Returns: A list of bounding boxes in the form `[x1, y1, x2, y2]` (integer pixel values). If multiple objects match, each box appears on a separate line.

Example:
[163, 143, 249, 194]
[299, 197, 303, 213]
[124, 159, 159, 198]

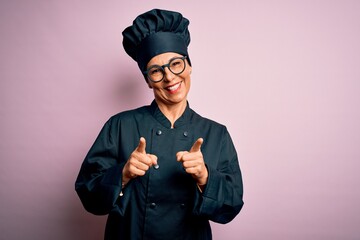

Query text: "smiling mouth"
[165, 82, 182, 93]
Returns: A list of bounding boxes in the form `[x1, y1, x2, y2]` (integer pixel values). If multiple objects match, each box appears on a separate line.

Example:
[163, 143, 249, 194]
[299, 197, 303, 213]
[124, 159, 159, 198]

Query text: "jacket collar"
[150, 100, 192, 128]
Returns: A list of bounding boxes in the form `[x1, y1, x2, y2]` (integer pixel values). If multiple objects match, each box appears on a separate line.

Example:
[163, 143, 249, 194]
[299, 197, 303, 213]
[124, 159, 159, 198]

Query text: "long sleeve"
[193, 128, 244, 224]
[75, 118, 126, 215]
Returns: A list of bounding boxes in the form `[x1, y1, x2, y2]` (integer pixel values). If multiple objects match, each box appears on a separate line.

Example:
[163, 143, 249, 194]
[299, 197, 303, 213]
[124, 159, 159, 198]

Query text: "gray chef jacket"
[75, 100, 244, 240]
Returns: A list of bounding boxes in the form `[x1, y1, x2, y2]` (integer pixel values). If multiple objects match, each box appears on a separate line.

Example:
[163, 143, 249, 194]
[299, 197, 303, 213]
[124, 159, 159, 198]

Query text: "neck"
[156, 100, 187, 128]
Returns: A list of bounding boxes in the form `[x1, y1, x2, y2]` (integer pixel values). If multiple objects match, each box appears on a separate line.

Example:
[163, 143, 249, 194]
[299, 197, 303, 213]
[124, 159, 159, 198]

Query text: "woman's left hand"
[176, 138, 208, 186]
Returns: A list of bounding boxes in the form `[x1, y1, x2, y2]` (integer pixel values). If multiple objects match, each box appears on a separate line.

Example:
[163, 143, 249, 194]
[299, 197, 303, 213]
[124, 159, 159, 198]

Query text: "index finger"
[136, 137, 146, 153]
[190, 138, 203, 153]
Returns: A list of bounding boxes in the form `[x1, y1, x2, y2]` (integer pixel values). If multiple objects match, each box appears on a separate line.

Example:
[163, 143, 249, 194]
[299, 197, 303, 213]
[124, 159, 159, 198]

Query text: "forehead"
[147, 52, 183, 67]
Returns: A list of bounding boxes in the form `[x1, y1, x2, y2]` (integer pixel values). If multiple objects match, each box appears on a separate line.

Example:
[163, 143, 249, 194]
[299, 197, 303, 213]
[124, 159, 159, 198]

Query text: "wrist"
[122, 167, 131, 185]
[197, 169, 208, 185]
[197, 182, 206, 192]
[197, 177, 207, 186]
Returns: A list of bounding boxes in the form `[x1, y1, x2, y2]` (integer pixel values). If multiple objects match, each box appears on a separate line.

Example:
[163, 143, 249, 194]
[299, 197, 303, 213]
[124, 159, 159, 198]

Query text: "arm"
[75, 118, 125, 215]
[193, 129, 244, 224]
[75, 118, 157, 216]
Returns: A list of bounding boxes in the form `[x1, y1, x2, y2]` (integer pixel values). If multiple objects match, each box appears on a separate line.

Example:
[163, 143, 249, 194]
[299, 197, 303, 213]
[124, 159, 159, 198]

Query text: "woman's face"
[146, 52, 192, 108]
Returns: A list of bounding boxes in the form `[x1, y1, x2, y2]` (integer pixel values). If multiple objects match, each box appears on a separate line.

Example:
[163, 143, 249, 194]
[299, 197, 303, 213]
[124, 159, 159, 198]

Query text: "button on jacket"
[75, 101, 244, 240]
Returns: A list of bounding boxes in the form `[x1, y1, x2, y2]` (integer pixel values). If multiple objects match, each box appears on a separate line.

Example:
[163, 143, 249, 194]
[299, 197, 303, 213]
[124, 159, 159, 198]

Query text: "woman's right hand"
[122, 137, 158, 185]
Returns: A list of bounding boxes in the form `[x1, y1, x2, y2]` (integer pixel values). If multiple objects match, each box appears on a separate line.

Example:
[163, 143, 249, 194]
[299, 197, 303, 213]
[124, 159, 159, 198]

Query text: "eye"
[149, 67, 162, 75]
[170, 59, 182, 67]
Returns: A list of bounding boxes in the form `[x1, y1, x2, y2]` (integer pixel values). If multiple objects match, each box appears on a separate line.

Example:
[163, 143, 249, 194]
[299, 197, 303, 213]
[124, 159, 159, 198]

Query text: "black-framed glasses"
[143, 56, 187, 83]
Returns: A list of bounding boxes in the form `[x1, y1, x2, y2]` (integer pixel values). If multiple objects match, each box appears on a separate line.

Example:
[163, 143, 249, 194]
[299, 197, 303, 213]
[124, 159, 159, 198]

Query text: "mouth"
[165, 81, 182, 93]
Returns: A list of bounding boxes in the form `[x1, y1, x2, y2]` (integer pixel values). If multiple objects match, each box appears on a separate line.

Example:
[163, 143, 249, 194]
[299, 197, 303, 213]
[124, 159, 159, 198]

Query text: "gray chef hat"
[122, 9, 191, 73]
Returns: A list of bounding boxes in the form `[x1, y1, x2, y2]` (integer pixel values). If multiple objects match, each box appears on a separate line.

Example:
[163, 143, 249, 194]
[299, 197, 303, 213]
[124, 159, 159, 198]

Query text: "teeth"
[167, 82, 180, 91]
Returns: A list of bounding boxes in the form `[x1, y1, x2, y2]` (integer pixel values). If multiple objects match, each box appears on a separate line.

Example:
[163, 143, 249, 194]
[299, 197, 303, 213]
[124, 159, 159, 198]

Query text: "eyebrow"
[147, 55, 184, 67]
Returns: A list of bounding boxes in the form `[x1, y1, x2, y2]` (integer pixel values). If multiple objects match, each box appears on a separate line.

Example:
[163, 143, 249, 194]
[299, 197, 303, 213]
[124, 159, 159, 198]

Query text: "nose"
[163, 67, 175, 82]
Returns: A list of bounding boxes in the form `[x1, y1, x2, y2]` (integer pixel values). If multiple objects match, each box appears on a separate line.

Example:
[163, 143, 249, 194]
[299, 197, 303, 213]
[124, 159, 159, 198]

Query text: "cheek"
[150, 82, 163, 91]
[186, 78, 191, 90]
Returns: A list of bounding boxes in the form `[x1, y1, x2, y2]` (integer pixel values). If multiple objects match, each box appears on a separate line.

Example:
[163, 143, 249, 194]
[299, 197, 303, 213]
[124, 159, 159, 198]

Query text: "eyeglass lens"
[147, 57, 186, 82]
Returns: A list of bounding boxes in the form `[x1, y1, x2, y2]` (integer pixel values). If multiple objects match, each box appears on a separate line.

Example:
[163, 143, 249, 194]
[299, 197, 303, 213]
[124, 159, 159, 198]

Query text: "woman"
[75, 9, 244, 240]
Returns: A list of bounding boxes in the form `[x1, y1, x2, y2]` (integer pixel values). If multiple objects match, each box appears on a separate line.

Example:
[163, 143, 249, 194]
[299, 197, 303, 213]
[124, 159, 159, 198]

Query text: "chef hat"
[122, 9, 191, 73]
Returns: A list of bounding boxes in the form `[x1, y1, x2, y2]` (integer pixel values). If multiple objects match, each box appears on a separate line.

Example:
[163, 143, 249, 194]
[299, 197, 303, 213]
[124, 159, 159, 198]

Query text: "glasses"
[143, 56, 187, 83]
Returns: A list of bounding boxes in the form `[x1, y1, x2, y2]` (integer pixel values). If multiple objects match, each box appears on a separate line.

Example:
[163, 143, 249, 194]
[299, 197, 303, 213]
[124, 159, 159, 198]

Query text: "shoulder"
[109, 105, 150, 121]
[102, 105, 151, 129]
[189, 108, 236, 153]
[190, 108, 227, 133]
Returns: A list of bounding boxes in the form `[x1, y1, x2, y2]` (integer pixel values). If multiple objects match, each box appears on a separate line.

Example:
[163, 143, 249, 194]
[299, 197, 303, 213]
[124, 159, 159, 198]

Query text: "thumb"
[148, 154, 158, 166]
[190, 138, 203, 153]
[176, 151, 186, 161]
[136, 137, 146, 153]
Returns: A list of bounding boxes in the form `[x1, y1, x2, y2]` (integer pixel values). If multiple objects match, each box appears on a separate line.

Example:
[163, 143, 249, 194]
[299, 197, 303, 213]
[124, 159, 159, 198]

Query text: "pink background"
[1, 1, 359, 239]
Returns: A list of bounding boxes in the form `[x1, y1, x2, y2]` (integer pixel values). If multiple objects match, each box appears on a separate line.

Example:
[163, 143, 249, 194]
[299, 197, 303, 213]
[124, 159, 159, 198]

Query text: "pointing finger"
[190, 138, 203, 153]
[136, 137, 146, 153]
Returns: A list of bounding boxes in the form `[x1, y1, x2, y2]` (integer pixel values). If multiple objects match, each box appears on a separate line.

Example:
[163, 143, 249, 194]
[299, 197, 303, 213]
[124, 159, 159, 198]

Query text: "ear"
[147, 81, 153, 89]
[143, 76, 152, 88]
